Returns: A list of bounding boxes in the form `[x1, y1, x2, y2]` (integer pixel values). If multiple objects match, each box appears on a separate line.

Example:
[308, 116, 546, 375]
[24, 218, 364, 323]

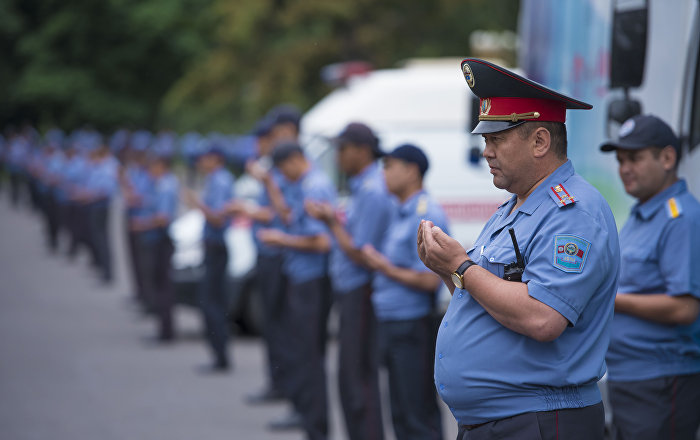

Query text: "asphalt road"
[0, 192, 457, 440]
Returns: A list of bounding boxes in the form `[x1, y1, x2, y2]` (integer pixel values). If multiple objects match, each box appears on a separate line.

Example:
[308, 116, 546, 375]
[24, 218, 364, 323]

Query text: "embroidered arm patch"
[553, 234, 591, 273]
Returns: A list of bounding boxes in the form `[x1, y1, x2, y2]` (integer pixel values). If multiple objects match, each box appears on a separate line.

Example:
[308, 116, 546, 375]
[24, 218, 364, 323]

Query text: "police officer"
[232, 117, 290, 404]
[600, 114, 700, 440]
[131, 153, 180, 342]
[417, 58, 620, 440]
[63, 136, 91, 259]
[359, 143, 446, 440]
[74, 141, 119, 284]
[255, 141, 336, 440]
[183, 142, 235, 372]
[306, 122, 391, 440]
[121, 136, 153, 311]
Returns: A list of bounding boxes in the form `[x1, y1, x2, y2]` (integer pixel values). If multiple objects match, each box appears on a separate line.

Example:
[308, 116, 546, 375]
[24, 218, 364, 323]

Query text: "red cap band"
[479, 97, 567, 123]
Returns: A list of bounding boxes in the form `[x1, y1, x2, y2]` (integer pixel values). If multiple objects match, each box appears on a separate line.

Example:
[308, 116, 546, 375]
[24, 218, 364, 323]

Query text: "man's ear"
[660, 145, 677, 171]
[531, 127, 552, 159]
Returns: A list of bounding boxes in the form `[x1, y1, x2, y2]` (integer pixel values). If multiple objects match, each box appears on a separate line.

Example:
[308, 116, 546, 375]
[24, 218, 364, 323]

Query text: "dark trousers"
[284, 276, 332, 440]
[43, 192, 61, 251]
[126, 224, 147, 307]
[198, 242, 230, 366]
[87, 201, 112, 282]
[377, 316, 443, 440]
[140, 233, 175, 339]
[456, 402, 605, 440]
[609, 373, 700, 440]
[66, 203, 87, 257]
[8, 171, 24, 207]
[256, 253, 288, 392]
[336, 284, 384, 440]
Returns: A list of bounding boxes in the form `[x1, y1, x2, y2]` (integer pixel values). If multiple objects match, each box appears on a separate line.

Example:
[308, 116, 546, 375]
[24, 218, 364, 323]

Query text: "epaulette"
[416, 194, 428, 215]
[548, 183, 576, 208]
[666, 197, 683, 219]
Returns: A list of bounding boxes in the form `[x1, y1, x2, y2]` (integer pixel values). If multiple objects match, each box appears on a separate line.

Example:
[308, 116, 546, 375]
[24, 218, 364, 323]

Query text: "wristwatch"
[451, 259, 477, 289]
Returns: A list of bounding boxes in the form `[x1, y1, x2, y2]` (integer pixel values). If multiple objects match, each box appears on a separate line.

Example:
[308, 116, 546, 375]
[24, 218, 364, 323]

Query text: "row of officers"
[2, 58, 700, 440]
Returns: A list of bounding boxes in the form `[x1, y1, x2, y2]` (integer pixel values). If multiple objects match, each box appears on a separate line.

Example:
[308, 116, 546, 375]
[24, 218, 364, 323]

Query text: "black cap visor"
[472, 120, 526, 135]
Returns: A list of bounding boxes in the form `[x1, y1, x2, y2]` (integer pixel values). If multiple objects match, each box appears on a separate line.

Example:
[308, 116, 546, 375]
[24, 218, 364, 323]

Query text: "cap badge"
[480, 98, 491, 116]
[462, 63, 475, 88]
[619, 119, 636, 138]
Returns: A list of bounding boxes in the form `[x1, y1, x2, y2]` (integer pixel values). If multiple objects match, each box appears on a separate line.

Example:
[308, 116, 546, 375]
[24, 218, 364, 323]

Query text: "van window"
[689, 42, 700, 153]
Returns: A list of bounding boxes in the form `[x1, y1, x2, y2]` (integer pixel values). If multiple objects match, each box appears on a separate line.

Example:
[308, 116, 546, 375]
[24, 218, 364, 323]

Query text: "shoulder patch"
[666, 197, 682, 219]
[553, 234, 590, 273]
[416, 195, 428, 215]
[549, 184, 576, 208]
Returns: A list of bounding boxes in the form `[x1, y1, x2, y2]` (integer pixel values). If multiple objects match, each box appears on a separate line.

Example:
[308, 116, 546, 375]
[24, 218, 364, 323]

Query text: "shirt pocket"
[620, 246, 660, 291]
[479, 245, 520, 279]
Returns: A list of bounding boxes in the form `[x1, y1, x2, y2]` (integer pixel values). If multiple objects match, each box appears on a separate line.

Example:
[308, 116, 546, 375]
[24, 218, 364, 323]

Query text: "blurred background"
[0, 0, 517, 133]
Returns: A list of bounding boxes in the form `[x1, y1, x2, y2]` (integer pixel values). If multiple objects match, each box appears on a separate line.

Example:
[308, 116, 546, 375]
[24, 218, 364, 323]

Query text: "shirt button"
[489, 257, 495, 262]
[438, 353, 443, 359]
[458, 293, 464, 299]
[439, 384, 446, 391]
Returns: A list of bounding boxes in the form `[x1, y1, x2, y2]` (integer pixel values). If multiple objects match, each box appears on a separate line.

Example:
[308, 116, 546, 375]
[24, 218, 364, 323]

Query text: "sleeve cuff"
[527, 280, 581, 326]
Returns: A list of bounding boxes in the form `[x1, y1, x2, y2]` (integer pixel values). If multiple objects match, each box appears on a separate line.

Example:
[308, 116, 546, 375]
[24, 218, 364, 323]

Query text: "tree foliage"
[1, 0, 518, 133]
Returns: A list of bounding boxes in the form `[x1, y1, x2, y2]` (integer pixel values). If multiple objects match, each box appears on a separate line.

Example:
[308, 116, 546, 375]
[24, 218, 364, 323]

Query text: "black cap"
[334, 122, 384, 157]
[461, 58, 592, 134]
[386, 143, 429, 176]
[269, 104, 302, 129]
[271, 141, 304, 165]
[252, 117, 274, 137]
[600, 114, 680, 152]
[201, 140, 227, 160]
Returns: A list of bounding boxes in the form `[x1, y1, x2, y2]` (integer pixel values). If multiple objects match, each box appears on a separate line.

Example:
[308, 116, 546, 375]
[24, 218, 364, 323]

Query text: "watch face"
[451, 273, 463, 289]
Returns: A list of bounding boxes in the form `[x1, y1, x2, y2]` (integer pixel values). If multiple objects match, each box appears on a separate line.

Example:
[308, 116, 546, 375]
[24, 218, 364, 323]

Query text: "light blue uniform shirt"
[62, 154, 89, 199]
[606, 179, 700, 381]
[434, 160, 620, 425]
[282, 167, 336, 284]
[371, 190, 449, 321]
[125, 165, 153, 219]
[202, 166, 234, 243]
[252, 167, 286, 257]
[141, 173, 179, 243]
[46, 151, 66, 201]
[330, 163, 394, 293]
[84, 157, 119, 204]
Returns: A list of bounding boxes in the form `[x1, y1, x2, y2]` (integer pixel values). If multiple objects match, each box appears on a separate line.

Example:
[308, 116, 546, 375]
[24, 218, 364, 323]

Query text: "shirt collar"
[517, 160, 576, 215]
[398, 189, 426, 217]
[633, 179, 687, 220]
[348, 162, 379, 193]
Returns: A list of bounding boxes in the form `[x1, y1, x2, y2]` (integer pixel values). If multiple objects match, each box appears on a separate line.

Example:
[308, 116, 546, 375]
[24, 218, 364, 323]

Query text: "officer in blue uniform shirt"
[306, 122, 391, 440]
[73, 141, 120, 283]
[600, 114, 700, 440]
[255, 141, 336, 440]
[417, 58, 620, 440]
[62, 137, 90, 258]
[229, 117, 291, 405]
[121, 138, 154, 311]
[360, 143, 447, 440]
[131, 153, 180, 342]
[183, 142, 235, 372]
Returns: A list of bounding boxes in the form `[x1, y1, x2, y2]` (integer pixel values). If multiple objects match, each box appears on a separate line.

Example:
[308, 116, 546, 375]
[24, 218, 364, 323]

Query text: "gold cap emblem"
[462, 63, 475, 88]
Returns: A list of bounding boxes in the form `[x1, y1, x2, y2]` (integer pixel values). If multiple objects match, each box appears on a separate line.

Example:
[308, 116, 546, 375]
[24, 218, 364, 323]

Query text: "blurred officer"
[183, 143, 235, 372]
[42, 136, 67, 253]
[418, 59, 620, 440]
[306, 122, 391, 440]
[121, 141, 153, 311]
[7, 133, 30, 207]
[600, 114, 700, 440]
[131, 154, 180, 342]
[255, 141, 336, 440]
[0, 133, 5, 193]
[73, 142, 120, 283]
[359, 144, 446, 440]
[63, 138, 91, 259]
[231, 117, 291, 404]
